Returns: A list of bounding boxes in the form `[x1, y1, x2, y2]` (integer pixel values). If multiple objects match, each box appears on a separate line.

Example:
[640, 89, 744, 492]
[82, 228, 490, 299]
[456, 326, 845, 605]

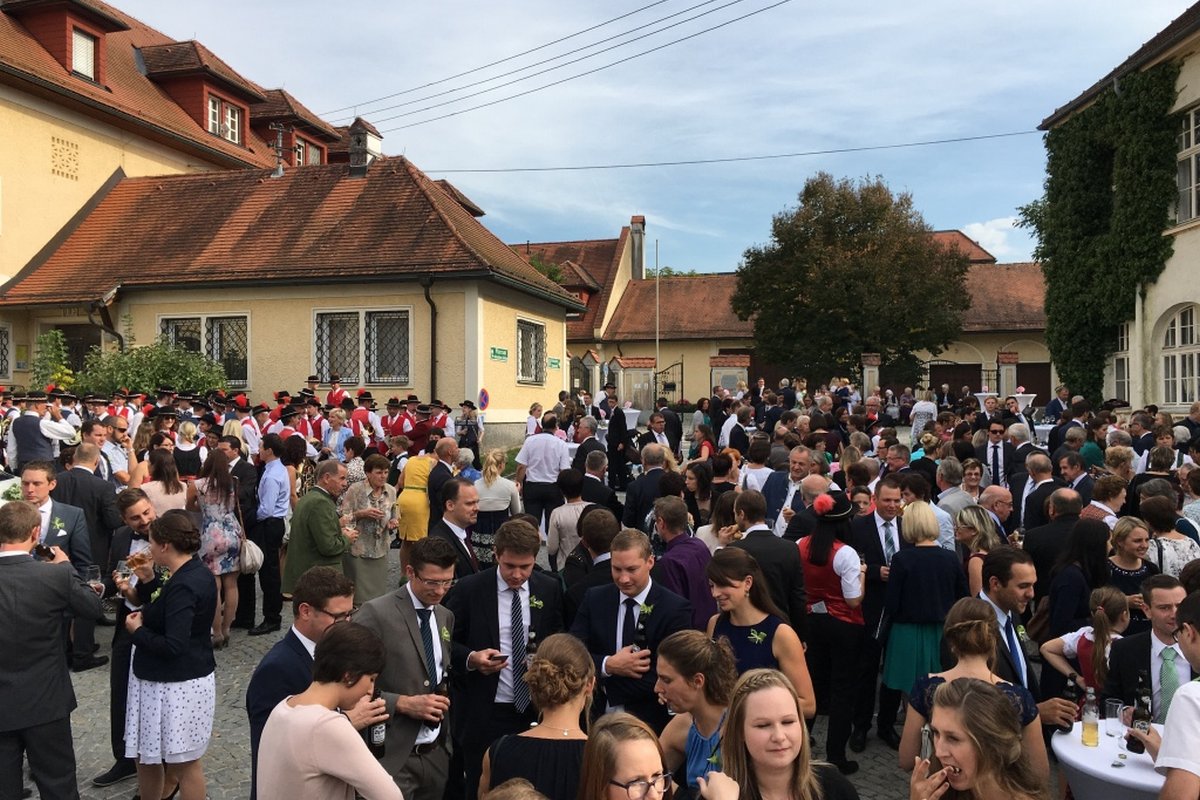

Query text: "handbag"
[231, 475, 263, 575]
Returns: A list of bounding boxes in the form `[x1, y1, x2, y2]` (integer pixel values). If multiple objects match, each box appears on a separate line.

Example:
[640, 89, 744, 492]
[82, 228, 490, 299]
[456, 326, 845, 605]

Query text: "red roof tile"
[0, 157, 583, 309]
[140, 40, 265, 102]
[511, 232, 627, 340]
[0, 1, 287, 168]
[962, 262, 1045, 332]
[604, 274, 754, 340]
[609, 356, 657, 369]
[932, 230, 995, 264]
[250, 88, 340, 142]
[710, 355, 749, 368]
[433, 179, 485, 217]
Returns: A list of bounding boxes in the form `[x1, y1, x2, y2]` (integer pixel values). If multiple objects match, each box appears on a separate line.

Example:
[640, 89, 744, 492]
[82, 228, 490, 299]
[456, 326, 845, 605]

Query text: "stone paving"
[39, 550, 917, 800]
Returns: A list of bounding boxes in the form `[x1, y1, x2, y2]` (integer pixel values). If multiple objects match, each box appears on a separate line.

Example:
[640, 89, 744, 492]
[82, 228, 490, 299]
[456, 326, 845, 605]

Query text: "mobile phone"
[33, 544, 54, 561]
[489, 653, 508, 662]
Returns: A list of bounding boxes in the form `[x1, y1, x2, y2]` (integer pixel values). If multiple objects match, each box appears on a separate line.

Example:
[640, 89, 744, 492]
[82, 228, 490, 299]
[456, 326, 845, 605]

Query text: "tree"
[73, 336, 227, 396]
[731, 173, 970, 383]
[645, 266, 699, 278]
[529, 254, 564, 284]
[31, 328, 74, 390]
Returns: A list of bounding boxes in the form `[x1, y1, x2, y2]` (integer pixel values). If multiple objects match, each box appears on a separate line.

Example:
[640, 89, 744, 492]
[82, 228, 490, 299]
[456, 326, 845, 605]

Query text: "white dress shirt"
[874, 512, 901, 562]
[515, 433, 571, 483]
[407, 581, 444, 744]
[495, 570, 530, 704]
[773, 479, 802, 537]
[1150, 632, 1190, 717]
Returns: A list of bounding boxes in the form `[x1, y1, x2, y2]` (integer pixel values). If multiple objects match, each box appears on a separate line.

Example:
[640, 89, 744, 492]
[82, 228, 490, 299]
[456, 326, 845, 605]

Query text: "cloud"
[961, 217, 1035, 262]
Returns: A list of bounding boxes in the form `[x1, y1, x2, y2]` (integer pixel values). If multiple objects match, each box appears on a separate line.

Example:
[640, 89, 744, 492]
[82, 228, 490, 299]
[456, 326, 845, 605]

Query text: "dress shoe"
[848, 727, 867, 753]
[92, 758, 137, 787]
[248, 620, 281, 636]
[877, 727, 902, 750]
[830, 759, 859, 775]
[72, 654, 110, 672]
[229, 619, 255, 630]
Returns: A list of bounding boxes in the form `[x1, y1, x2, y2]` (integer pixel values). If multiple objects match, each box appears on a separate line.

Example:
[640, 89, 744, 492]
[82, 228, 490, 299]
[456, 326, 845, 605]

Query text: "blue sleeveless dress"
[713, 614, 785, 672]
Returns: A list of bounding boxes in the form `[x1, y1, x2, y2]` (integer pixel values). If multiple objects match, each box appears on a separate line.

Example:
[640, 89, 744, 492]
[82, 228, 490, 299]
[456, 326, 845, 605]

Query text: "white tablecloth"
[1034, 423, 1055, 444]
[1051, 722, 1163, 800]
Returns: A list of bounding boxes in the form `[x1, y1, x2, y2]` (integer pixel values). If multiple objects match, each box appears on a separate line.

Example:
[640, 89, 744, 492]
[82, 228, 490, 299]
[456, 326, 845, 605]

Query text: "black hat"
[430, 399, 446, 410]
[279, 405, 301, 421]
[329, 373, 342, 384]
[273, 390, 292, 402]
[386, 396, 403, 408]
[298, 388, 316, 399]
[306, 374, 320, 383]
[251, 403, 271, 417]
[146, 406, 178, 421]
[460, 400, 477, 410]
[305, 397, 322, 408]
[811, 491, 854, 521]
[406, 394, 420, 403]
[111, 388, 129, 399]
[415, 403, 432, 416]
[25, 390, 47, 402]
[199, 413, 219, 427]
[230, 394, 251, 413]
[603, 382, 616, 390]
[356, 389, 374, 402]
[156, 385, 176, 397]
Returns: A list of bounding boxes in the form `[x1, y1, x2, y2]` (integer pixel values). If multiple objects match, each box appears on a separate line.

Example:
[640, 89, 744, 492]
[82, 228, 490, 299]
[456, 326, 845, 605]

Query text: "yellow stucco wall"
[0, 84, 224, 281]
[597, 339, 752, 406]
[477, 284, 569, 424]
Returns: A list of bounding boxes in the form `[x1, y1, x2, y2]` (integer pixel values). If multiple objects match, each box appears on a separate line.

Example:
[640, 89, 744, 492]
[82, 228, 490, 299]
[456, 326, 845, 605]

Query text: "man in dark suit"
[429, 477, 481, 579]
[655, 397, 683, 458]
[727, 406, 752, 456]
[972, 395, 1005, 432]
[0, 499, 103, 800]
[356, 538, 459, 800]
[729, 490, 807, 639]
[565, 508, 620, 627]
[637, 412, 674, 454]
[1008, 424, 1039, 470]
[580, 450, 624, 521]
[446, 520, 565, 800]
[1103, 575, 1196, 721]
[216, 435, 259, 526]
[975, 420, 1018, 488]
[1058, 451, 1094, 504]
[761, 446, 813, 534]
[571, 416, 606, 473]
[623, 443, 666, 529]
[426, 438, 458, 532]
[1010, 453, 1061, 531]
[604, 383, 631, 490]
[246, 567, 383, 800]
[1129, 411, 1155, 456]
[847, 476, 907, 751]
[569, 529, 690, 733]
[1022, 489, 1082, 601]
[52, 443, 122, 597]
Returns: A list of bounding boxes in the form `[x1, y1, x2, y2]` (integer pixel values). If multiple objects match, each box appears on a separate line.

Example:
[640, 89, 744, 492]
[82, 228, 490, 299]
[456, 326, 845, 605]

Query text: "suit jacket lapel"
[486, 576, 501, 648]
[395, 589, 432, 678]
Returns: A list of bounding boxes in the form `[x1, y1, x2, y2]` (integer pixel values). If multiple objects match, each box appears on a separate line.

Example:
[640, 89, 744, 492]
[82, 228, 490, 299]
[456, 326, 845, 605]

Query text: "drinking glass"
[116, 560, 132, 580]
[1105, 699, 1123, 737]
[85, 565, 103, 592]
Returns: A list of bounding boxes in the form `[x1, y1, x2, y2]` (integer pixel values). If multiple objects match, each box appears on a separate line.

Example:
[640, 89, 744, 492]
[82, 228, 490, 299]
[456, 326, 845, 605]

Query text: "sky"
[116, 1, 1190, 272]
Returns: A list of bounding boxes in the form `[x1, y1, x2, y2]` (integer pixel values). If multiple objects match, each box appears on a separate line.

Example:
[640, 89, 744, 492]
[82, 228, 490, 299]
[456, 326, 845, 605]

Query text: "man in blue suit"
[245, 566, 385, 800]
[761, 446, 815, 535]
[569, 529, 690, 733]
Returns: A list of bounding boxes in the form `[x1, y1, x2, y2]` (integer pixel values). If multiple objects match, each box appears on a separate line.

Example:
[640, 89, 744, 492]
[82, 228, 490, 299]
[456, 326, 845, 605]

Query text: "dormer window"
[207, 95, 242, 144]
[71, 28, 97, 79]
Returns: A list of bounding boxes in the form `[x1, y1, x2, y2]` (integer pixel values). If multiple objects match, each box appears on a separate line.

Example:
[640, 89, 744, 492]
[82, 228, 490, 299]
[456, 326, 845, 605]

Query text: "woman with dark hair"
[115, 510, 218, 800]
[283, 434, 317, 504]
[1140, 494, 1200, 577]
[687, 424, 717, 466]
[1048, 519, 1115, 639]
[257, 622, 401, 799]
[684, 461, 714, 528]
[342, 435, 368, 491]
[128, 431, 176, 487]
[1106, 516, 1160, 636]
[576, 713, 673, 800]
[797, 491, 866, 774]
[704, 548, 815, 718]
[341, 453, 399, 607]
[143, 448, 187, 515]
[691, 398, 712, 438]
[186, 448, 241, 647]
[695, 489, 736, 554]
[739, 439, 774, 492]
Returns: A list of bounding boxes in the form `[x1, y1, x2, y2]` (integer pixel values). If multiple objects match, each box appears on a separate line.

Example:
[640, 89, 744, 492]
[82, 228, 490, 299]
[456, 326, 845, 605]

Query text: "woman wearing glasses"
[577, 713, 674, 800]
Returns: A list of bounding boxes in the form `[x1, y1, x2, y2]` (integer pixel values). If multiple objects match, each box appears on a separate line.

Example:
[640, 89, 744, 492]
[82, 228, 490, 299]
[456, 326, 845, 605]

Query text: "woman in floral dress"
[186, 448, 241, 646]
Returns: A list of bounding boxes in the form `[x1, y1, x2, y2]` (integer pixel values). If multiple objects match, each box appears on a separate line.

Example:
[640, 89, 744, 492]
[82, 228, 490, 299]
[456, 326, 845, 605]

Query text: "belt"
[411, 741, 441, 756]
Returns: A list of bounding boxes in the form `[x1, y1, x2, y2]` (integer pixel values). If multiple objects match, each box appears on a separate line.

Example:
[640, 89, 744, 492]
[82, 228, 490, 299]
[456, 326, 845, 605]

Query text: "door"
[55, 324, 101, 373]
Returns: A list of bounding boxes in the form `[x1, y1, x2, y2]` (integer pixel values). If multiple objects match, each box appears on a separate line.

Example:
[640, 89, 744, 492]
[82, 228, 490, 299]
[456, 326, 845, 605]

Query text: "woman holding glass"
[341, 453, 399, 606]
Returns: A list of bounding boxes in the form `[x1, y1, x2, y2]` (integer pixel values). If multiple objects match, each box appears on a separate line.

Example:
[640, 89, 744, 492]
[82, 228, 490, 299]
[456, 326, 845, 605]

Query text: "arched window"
[1162, 306, 1199, 404]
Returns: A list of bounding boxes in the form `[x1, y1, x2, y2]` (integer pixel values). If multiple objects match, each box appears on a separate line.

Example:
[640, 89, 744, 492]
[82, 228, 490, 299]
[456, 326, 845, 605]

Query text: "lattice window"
[161, 317, 201, 352]
[517, 319, 546, 384]
[365, 311, 409, 385]
[315, 312, 360, 384]
[0, 325, 10, 378]
[206, 316, 248, 389]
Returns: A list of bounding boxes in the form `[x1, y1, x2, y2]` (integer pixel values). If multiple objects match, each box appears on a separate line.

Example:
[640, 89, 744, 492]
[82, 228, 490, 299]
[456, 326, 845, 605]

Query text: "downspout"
[422, 277, 437, 401]
[88, 298, 125, 351]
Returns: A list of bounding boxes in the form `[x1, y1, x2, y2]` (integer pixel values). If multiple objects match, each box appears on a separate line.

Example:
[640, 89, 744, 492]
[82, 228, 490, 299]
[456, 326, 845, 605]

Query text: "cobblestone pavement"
[42, 550, 917, 800]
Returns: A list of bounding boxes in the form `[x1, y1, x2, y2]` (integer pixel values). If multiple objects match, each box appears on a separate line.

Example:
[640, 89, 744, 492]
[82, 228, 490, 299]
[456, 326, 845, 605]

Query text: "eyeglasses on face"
[413, 576, 456, 590]
[315, 606, 354, 623]
[609, 772, 673, 800]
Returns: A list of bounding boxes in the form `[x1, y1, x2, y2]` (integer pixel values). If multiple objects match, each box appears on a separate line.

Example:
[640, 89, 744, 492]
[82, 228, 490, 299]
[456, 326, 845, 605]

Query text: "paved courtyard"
[40, 550, 918, 800]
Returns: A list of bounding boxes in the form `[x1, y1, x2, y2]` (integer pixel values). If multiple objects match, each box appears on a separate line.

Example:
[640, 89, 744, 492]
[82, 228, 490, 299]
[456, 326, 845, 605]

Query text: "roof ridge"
[400, 158, 489, 272]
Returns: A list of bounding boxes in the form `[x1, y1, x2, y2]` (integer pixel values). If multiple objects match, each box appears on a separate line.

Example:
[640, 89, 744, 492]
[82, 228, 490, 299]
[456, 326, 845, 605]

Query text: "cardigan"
[131, 555, 217, 682]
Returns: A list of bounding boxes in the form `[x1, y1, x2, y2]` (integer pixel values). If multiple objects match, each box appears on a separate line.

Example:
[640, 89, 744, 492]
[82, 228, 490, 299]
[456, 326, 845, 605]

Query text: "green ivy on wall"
[1019, 62, 1180, 402]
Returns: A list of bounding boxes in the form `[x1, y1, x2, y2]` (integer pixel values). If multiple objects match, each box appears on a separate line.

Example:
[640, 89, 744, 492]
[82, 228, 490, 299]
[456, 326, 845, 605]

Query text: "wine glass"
[85, 565, 103, 593]
[116, 560, 132, 580]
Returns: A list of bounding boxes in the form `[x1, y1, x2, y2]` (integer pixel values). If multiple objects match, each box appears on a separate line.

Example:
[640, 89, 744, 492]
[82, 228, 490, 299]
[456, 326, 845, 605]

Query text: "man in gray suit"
[354, 536, 458, 799]
[934, 457, 976, 520]
[0, 499, 103, 799]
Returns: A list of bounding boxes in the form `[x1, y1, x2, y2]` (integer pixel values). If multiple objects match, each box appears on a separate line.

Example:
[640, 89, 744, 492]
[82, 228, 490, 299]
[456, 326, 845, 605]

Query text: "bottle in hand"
[1081, 687, 1099, 747]
[1125, 671, 1153, 754]
[365, 686, 386, 758]
[1057, 677, 1081, 734]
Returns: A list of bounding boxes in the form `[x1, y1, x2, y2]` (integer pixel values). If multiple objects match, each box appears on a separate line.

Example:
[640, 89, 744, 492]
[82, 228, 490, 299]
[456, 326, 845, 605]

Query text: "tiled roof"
[609, 356, 657, 369]
[2, 0, 126, 31]
[140, 40, 265, 102]
[0, 157, 583, 309]
[557, 260, 600, 291]
[932, 230, 995, 264]
[251, 89, 340, 142]
[0, 0, 276, 167]
[710, 355, 749, 368]
[433, 179, 485, 217]
[511, 232, 627, 340]
[1042, 3, 1200, 129]
[603, 274, 754, 340]
[962, 262, 1046, 332]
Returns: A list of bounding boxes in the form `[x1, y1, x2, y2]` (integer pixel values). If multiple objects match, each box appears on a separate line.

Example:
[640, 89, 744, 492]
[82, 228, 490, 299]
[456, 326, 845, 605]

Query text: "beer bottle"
[365, 686, 386, 758]
[1125, 670, 1152, 754]
[1058, 677, 1081, 735]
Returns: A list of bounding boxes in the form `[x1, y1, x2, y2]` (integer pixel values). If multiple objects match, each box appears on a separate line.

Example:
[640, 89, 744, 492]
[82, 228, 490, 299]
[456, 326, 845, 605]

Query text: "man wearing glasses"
[974, 421, 1016, 490]
[101, 414, 135, 488]
[245, 566, 385, 800]
[355, 536, 460, 799]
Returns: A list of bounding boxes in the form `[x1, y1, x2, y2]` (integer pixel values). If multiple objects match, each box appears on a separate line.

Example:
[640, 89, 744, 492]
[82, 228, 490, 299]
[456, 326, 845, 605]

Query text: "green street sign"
[548, 357, 561, 369]
[490, 347, 508, 362]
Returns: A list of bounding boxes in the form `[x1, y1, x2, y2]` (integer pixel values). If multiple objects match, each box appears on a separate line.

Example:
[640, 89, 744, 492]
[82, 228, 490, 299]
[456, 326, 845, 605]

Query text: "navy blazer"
[430, 520, 479, 580]
[569, 580, 690, 732]
[761, 470, 803, 530]
[622, 468, 664, 529]
[848, 513, 910, 628]
[246, 629, 313, 800]
[130, 555, 217, 682]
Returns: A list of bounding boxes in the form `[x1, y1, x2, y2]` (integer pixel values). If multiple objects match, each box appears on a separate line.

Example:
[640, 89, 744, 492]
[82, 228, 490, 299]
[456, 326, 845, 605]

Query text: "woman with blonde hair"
[526, 404, 543, 437]
[173, 420, 205, 480]
[576, 713, 673, 800]
[321, 409, 352, 462]
[954, 505, 1005, 597]
[698, 669, 858, 800]
[474, 448, 522, 566]
[1040, 586, 1129, 693]
[479, 633, 593, 800]
[909, 678, 1048, 800]
[395, 445, 435, 572]
[899, 598, 1047, 781]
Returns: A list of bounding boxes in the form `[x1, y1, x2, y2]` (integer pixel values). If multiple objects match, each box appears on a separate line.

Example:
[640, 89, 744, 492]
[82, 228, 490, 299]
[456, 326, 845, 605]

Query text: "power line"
[381, 0, 792, 132]
[328, 0, 733, 125]
[424, 130, 1041, 173]
[319, 0, 674, 116]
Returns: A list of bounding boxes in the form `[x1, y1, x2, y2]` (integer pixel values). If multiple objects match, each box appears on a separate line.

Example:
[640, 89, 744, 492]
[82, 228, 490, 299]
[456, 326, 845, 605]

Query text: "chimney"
[347, 117, 382, 178]
[630, 215, 645, 280]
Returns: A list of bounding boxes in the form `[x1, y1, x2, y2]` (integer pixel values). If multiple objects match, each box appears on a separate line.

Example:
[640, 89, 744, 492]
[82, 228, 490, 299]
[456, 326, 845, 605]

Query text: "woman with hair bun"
[654, 630, 738, 796]
[898, 598, 1047, 782]
[479, 633, 594, 800]
[1040, 586, 1129, 693]
[115, 509, 219, 800]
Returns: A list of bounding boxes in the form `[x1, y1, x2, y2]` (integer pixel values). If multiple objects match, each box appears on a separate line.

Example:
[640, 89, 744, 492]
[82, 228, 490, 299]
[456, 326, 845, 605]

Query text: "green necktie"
[1159, 646, 1181, 723]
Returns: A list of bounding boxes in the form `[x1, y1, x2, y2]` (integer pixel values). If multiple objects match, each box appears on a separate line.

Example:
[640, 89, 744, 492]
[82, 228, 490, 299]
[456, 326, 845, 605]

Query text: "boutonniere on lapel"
[51, 516, 65, 534]
[529, 595, 544, 610]
[638, 602, 654, 617]
[1015, 624, 1030, 644]
[149, 571, 172, 604]
[440, 625, 451, 643]
[748, 628, 768, 645]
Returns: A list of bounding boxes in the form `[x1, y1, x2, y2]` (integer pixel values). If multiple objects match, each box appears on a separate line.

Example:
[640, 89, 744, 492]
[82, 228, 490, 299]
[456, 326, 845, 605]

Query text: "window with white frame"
[1177, 108, 1200, 223]
[207, 95, 243, 144]
[295, 139, 306, 166]
[296, 137, 322, 166]
[71, 29, 97, 80]
[1162, 307, 1200, 404]
[517, 319, 546, 384]
[1113, 321, 1130, 403]
[160, 315, 248, 388]
[315, 309, 411, 385]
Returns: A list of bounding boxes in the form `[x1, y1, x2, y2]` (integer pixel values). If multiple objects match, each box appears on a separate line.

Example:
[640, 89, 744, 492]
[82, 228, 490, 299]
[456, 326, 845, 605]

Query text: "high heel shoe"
[211, 634, 226, 649]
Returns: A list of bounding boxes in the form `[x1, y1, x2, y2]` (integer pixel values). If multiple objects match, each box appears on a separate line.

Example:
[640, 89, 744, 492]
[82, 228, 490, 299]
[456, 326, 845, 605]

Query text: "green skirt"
[882, 622, 944, 693]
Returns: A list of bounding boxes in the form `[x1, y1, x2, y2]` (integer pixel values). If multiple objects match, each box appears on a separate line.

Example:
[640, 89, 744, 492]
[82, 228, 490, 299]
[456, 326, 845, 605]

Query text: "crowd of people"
[4, 375, 1200, 800]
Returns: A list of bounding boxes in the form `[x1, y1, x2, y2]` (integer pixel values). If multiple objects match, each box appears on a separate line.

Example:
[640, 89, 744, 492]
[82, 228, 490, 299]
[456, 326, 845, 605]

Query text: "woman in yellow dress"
[396, 451, 435, 571]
